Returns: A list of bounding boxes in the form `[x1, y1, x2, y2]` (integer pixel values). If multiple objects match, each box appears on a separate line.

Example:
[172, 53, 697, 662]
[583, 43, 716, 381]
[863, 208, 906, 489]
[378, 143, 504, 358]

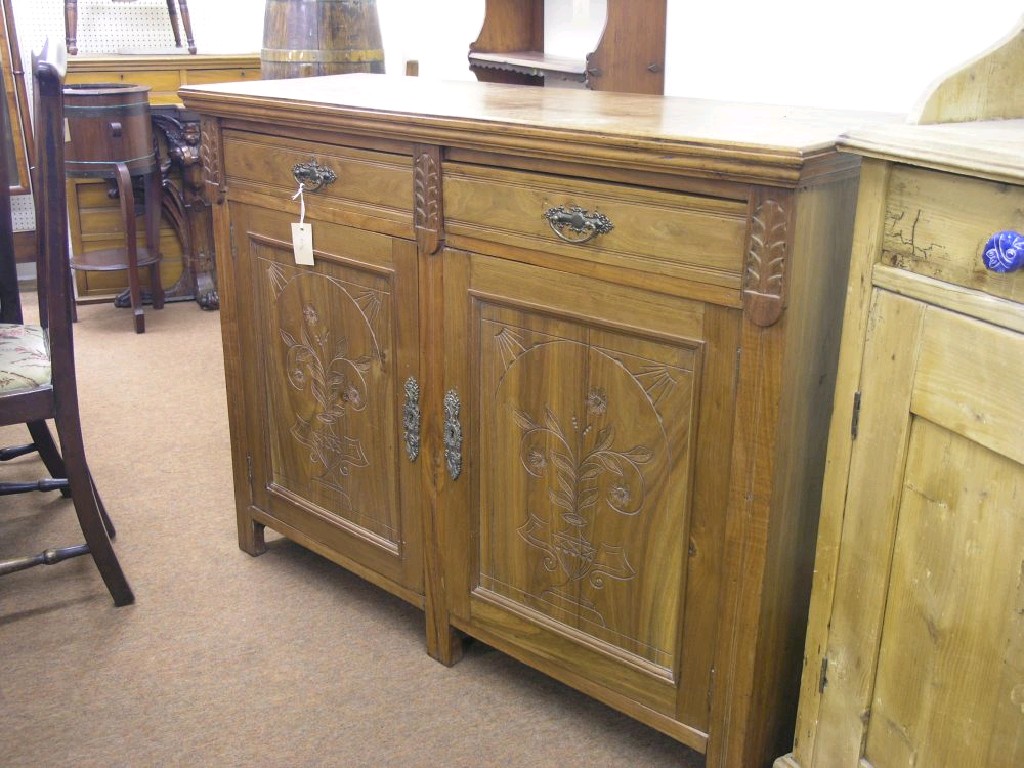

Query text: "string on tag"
[292, 182, 306, 225]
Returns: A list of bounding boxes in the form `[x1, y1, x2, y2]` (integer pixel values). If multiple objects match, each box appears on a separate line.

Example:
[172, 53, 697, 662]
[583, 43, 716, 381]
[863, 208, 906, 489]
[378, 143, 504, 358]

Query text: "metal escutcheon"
[544, 205, 614, 244]
[443, 389, 462, 481]
[402, 377, 421, 463]
[292, 158, 337, 192]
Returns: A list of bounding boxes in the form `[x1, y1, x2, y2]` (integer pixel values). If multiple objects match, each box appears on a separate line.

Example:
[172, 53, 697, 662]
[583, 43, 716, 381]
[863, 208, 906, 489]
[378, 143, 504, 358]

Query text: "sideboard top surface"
[840, 119, 1024, 185]
[181, 73, 897, 185]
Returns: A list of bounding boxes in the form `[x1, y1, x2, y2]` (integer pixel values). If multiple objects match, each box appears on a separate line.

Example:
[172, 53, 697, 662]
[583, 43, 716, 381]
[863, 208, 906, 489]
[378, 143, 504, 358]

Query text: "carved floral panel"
[476, 302, 699, 672]
[253, 242, 400, 546]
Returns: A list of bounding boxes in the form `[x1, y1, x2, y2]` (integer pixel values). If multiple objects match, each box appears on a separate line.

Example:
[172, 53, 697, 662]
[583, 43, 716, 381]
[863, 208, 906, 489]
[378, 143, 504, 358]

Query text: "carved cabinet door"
[229, 202, 424, 598]
[441, 247, 740, 738]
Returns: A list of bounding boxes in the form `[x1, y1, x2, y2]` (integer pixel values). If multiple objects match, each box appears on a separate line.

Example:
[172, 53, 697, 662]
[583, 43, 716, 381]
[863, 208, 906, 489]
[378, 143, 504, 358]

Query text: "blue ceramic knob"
[982, 230, 1024, 273]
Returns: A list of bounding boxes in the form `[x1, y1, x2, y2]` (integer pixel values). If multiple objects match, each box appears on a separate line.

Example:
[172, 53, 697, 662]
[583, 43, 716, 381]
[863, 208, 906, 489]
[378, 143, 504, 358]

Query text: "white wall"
[12, 0, 1024, 115]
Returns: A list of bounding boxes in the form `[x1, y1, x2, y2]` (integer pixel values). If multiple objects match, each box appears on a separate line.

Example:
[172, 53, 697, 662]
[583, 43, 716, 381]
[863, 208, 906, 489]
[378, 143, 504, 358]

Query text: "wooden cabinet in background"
[65, 53, 259, 302]
[65, 53, 260, 107]
[182, 74, 891, 767]
[469, 0, 666, 93]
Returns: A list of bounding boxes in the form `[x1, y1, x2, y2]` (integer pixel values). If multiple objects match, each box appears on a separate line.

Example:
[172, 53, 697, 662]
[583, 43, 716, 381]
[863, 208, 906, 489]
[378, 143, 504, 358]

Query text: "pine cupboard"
[774, 23, 1024, 767]
[180, 75, 889, 767]
[775, 122, 1024, 768]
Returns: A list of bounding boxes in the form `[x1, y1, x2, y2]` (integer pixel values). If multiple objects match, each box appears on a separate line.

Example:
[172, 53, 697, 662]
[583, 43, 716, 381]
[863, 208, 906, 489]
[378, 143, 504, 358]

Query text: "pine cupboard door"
[442, 248, 736, 746]
[813, 289, 1024, 767]
[229, 202, 424, 601]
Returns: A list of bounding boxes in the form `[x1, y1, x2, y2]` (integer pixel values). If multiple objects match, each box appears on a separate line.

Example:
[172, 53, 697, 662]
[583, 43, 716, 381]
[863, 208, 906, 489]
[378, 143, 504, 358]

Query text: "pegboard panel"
[11, 197, 35, 231]
[68, 0, 185, 54]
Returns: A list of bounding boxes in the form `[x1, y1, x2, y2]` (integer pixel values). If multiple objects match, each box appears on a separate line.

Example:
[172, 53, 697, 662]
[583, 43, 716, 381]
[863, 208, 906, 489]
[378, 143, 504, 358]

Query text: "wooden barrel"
[61, 83, 156, 177]
[261, 0, 386, 79]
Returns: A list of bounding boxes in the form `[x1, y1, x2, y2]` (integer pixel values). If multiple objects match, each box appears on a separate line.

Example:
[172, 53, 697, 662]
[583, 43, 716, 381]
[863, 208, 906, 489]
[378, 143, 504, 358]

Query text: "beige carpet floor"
[0, 296, 706, 767]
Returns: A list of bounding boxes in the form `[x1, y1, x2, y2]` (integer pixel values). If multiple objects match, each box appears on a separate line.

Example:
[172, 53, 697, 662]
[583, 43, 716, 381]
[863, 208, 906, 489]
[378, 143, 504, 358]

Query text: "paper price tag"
[291, 222, 314, 265]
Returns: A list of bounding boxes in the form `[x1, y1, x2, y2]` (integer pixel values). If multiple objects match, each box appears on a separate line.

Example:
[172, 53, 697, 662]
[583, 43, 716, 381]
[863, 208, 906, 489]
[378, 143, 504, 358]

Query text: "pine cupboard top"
[839, 119, 1024, 185]
[179, 73, 896, 186]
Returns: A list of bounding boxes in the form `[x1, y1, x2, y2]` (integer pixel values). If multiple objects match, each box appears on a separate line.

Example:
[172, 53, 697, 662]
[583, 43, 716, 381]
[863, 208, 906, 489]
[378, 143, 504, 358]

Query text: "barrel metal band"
[64, 102, 150, 118]
[65, 154, 156, 176]
[260, 47, 385, 63]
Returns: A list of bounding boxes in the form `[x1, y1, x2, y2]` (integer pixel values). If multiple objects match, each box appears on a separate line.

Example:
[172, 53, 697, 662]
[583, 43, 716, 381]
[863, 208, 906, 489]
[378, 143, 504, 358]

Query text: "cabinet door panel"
[476, 303, 698, 670]
[818, 290, 1024, 767]
[446, 250, 713, 717]
[231, 203, 422, 594]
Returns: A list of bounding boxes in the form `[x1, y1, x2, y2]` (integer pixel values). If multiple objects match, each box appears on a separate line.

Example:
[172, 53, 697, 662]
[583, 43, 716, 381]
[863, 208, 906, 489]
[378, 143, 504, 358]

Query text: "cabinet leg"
[425, 613, 465, 667]
[238, 514, 266, 556]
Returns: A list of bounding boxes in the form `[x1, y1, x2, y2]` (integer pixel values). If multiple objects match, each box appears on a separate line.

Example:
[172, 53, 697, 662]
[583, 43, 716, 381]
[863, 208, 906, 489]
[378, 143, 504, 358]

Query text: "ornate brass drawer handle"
[544, 205, 614, 244]
[292, 158, 337, 192]
[402, 377, 421, 462]
[443, 389, 462, 481]
[982, 229, 1024, 273]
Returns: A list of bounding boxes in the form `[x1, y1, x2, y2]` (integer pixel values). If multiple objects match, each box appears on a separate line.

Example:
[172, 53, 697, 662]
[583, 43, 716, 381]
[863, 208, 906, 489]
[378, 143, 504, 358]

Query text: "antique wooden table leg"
[64, 0, 78, 55]
[164, 0, 183, 49]
[174, 0, 198, 55]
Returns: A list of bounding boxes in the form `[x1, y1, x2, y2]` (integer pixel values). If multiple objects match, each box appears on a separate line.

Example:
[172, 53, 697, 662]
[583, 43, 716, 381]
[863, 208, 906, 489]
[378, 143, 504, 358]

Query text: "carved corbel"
[414, 144, 443, 255]
[199, 115, 225, 205]
[743, 191, 793, 327]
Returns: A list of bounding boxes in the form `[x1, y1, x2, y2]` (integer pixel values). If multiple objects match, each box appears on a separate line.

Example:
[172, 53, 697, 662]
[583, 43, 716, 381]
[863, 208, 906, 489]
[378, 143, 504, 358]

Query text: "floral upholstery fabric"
[0, 323, 51, 394]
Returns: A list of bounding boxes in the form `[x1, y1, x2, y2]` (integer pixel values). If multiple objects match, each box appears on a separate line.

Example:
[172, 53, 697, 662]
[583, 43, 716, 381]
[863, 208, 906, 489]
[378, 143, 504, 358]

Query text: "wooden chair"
[0, 39, 133, 606]
[65, 0, 197, 55]
[0, 121, 69, 498]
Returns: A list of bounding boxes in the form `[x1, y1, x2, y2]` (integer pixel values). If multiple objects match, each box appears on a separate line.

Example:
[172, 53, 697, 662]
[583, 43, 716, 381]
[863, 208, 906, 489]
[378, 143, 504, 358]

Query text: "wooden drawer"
[66, 68, 181, 93]
[882, 165, 1024, 303]
[222, 130, 415, 238]
[443, 162, 748, 292]
[182, 68, 259, 86]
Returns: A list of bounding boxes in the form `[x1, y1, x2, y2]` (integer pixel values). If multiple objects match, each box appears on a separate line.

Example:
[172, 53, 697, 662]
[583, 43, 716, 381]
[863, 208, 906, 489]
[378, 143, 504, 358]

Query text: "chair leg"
[56, 416, 133, 606]
[91, 472, 116, 539]
[114, 163, 145, 334]
[176, 0, 198, 54]
[27, 420, 71, 497]
[164, 0, 183, 49]
[69, 457, 133, 605]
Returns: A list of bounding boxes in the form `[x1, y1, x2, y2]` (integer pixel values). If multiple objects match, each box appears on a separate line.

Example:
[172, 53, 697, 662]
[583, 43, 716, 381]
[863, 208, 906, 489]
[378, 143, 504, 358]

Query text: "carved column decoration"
[152, 109, 219, 310]
[743, 192, 793, 327]
[414, 144, 443, 254]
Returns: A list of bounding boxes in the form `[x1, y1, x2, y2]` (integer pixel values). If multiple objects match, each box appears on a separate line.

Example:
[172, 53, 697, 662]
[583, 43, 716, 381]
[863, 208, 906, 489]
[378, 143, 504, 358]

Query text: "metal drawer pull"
[402, 377, 421, 462]
[544, 205, 614, 244]
[982, 229, 1024, 273]
[292, 158, 337, 192]
[443, 389, 462, 481]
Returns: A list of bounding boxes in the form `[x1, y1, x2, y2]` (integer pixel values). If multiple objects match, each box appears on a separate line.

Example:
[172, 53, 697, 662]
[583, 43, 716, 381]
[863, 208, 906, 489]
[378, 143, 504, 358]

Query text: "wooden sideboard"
[181, 74, 892, 767]
[65, 54, 259, 303]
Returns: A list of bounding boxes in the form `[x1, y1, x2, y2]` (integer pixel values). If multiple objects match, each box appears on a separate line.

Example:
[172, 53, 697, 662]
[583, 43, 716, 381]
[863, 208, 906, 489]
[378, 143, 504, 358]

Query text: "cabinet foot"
[238, 517, 266, 556]
[427, 623, 465, 667]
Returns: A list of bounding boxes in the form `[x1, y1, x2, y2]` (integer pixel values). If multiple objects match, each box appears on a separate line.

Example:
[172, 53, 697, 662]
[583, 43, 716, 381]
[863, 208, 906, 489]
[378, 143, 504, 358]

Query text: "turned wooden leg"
[164, 0, 183, 49]
[114, 163, 145, 334]
[176, 0, 198, 54]
[64, 0, 78, 55]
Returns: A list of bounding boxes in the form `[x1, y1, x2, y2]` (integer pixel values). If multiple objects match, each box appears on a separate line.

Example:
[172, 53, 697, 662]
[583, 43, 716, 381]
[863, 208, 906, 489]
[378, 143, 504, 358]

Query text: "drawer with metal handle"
[221, 129, 415, 238]
[442, 161, 748, 298]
